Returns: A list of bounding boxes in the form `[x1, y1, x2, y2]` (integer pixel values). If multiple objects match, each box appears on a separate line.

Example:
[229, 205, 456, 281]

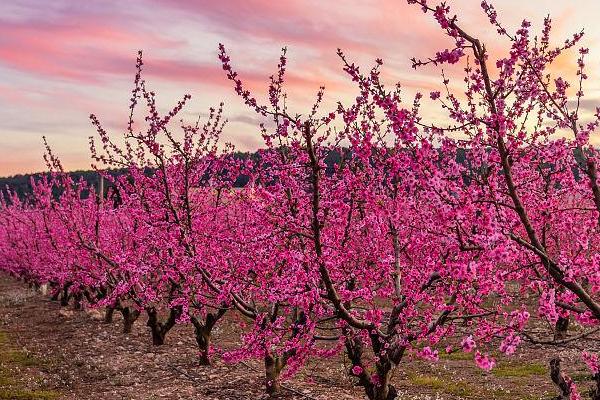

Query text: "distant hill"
[0, 147, 460, 203]
[0, 169, 128, 202]
[0, 149, 344, 201]
[0, 146, 536, 203]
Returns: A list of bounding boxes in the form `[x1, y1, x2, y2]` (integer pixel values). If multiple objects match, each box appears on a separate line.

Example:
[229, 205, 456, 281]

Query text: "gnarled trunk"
[146, 306, 182, 346]
[554, 316, 569, 340]
[264, 353, 285, 396]
[120, 306, 141, 334]
[48, 282, 60, 301]
[195, 324, 211, 366]
[356, 363, 397, 400]
[371, 368, 397, 400]
[550, 357, 573, 400]
[345, 334, 399, 400]
[60, 292, 70, 307]
[60, 282, 72, 307]
[73, 292, 84, 310]
[190, 309, 226, 366]
[104, 307, 115, 324]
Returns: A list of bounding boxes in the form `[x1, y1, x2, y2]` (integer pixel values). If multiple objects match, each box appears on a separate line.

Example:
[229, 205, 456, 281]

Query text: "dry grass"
[0, 330, 59, 400]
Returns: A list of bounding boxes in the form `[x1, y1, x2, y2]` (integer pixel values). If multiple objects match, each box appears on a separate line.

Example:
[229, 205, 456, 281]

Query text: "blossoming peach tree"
[0, 1, 599, 399]
[407, 1, 600, 398]
[217, 29, 519, 397]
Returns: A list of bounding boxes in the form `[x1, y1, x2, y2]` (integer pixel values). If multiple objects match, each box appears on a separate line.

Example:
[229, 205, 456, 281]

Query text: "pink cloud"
[1, 0, 599, 176]
[0, 18, 182, 82]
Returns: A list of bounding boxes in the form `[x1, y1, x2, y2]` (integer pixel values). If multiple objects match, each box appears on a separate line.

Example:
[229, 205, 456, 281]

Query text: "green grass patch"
[440, 350, 473, 361]
[408, 373, 474, 396]
[0, 388, 60, 400]
[445, 381, 474, 396]
[408, 374, 445, 389]
[571, 372, 593, 383]
[492, 362, 547, 378]
[5, 351, 42, 368]
[487, 386, 554, 399]
[0, 369, 13, 386]
[0, 331, 59, 399]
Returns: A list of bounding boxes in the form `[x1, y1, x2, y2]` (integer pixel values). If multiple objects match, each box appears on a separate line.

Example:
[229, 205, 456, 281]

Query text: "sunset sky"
[1, 0, 600, 176]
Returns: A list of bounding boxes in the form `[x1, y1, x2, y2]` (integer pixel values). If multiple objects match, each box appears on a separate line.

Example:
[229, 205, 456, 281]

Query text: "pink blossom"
[474, 352, 496, 371]
[582, 352, 599, 374]
[352, 365, 364, 376]
[461, 336, 477, 353]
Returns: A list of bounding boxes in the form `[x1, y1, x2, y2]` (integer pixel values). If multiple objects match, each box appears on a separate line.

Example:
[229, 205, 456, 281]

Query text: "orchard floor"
[0, 274, 596, 400]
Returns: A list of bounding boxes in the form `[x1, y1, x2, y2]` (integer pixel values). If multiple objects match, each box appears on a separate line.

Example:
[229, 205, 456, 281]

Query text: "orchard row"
[1, 2, 599, 399]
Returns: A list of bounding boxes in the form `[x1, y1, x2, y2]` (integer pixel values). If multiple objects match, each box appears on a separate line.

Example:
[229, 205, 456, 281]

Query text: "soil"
[0, 274, 597, 400]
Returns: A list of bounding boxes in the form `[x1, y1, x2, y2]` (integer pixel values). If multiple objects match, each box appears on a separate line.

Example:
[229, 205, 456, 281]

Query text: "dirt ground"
[0, 274, 597, 400]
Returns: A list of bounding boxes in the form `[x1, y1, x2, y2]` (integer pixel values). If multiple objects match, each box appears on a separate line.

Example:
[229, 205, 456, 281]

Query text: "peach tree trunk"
[146, 306, 182, 346]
